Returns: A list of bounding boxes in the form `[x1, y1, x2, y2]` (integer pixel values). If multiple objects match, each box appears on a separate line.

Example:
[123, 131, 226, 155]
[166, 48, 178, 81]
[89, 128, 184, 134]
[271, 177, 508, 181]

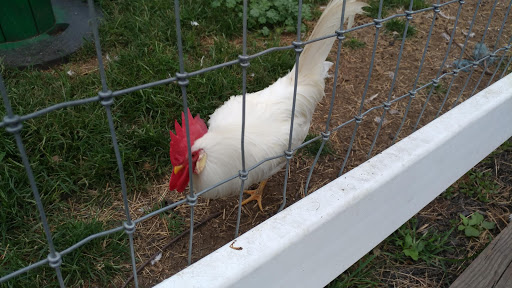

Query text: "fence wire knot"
[335, 30, 346, 41]
[408, 90, 417, 99]
[238, 55, 250, 68]
[459, 0, 465, 5]
[238, 170, 248, 181]
[405, 11, 413, 21]
[47, 252, 62, 268]
[98, 90, 113, 106]
[373, 19, 383, 29]
[354, 115, 363, 123]
[433, 4, 441, 13]
[321, 131, 331, 141]
[3, 115, 23, 133]
[292, 41, 304, 54]
[176, 72, 189, 87]
[123, 221, 136, 235]
[383, 101, 391, 110]
[186, 194, 198, 207]
[284, 150, 294, 160]
[431, 78, 440, 86]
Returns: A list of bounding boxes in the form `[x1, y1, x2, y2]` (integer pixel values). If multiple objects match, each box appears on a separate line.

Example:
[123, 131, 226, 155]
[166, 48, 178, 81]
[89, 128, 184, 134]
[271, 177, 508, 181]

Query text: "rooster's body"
[169, 0, 367, 201]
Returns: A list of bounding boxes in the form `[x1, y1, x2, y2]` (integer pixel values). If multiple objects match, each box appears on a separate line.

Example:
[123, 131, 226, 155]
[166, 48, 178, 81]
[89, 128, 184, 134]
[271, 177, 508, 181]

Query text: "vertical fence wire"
[436, 0, 482, 118]
[372, 0, 414, 148]
[338, 0, 384, 177]
[235, 0, 249, 237]
[413, 0, 465, 132]
[304, 0, 349, 196]
[387, 0, 440, 145]
[0, 76, 66, 287]
[466, 0, 501, 98]
[486, 0, 512, 87]
[499, 45, 512, 79]
[87, 0, 139, 286]
[279, 0, 304, 212]
[171, 0, 197, 266]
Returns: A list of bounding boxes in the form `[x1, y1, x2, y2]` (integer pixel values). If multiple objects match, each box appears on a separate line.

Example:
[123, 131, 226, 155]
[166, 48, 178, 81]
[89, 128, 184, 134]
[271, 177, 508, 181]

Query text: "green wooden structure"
[0, 0, 56, 43]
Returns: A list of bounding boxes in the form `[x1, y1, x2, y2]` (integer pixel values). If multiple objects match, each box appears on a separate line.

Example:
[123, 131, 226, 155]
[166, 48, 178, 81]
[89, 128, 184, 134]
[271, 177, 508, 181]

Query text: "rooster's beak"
[173, 165, 183, 174]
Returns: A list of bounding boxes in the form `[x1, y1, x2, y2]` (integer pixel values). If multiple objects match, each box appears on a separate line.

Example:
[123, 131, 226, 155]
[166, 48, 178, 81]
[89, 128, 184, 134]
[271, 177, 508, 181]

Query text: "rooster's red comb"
[169, 108, 207, 166]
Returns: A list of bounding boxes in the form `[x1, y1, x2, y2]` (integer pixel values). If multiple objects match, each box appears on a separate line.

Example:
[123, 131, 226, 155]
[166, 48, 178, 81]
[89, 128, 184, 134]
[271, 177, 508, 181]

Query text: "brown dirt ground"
[95, 1, 512, 287]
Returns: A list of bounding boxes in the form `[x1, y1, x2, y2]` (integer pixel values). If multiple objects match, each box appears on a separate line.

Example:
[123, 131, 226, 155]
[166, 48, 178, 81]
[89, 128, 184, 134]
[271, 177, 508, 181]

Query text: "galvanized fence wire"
[1, 0, 511, 286]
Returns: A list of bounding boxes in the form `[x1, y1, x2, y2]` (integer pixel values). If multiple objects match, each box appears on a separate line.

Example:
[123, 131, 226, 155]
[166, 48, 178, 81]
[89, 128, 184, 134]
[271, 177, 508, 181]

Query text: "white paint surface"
[155, 73, 512, 288]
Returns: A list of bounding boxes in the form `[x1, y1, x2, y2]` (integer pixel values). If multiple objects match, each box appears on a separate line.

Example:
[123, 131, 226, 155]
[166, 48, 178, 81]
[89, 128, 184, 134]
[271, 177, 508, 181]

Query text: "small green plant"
[393, 218, 453, 262]
[343, 37, 366, 50]
[458, 212, 495, 237]
[363, 0, 430, 18]
[303, 133, 336, 156]
[364, 0, 427, 38]
[442, 186, 457, 199]
[150, 202, 186, 236]
[211, 0, 315, 35]
[458, 170, 498, 202]
[385, 19, 416, 38]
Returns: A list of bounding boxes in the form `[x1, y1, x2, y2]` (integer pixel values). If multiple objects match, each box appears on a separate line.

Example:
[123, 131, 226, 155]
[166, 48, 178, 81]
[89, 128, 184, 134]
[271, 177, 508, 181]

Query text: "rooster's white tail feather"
[297, 0, 367, 79]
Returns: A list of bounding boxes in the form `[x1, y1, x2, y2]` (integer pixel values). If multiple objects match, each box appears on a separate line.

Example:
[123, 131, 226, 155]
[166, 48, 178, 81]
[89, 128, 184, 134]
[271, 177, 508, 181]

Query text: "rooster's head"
[169, 109, 208, 192]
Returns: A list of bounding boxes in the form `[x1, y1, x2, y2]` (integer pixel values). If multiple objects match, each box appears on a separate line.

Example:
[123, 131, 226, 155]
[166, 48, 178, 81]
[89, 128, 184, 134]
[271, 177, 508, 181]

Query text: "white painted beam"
[155, 73, 512, 288]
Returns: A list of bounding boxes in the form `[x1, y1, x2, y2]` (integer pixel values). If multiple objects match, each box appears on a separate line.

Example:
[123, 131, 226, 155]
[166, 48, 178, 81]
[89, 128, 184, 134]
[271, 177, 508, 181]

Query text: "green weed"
[459, 170, 498, 202]
[364, 0, 430, 18]
[391, 218, 453, 263]
[385, 19, 416, 38]
[302, 133, 336, 157]
[363, 0, 428, 37]
[343, 37, 366, 50]
[458, 212, 495, 238]
[211, 0, 327, 35]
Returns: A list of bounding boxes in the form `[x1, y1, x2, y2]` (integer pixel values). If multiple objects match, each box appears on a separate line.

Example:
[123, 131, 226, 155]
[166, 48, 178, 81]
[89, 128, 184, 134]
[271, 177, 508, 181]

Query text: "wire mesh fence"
[1, 0, 511, 286]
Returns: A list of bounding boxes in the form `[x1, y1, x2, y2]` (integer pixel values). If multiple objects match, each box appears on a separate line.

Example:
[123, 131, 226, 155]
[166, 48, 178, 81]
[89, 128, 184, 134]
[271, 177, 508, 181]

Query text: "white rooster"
[169, 0, 367, 210]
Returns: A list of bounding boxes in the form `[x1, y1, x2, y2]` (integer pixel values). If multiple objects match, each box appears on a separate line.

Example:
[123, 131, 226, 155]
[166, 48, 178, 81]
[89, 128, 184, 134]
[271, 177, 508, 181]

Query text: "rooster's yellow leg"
[241, 180, 267, 212]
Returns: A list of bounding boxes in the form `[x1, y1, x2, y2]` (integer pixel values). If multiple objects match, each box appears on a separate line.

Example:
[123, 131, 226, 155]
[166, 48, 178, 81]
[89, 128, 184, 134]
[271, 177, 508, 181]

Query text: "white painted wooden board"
[155, 73, 512, 288]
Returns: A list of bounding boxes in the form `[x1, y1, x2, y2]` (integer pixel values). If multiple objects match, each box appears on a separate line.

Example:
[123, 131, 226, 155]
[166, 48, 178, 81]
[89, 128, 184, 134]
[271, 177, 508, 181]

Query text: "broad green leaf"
[226, 0, 238, 8]
[465, 226, 481, 237]
[458, 225, 466, 231]
[469, 212, 484, 226]
[481, 221, 495, 230]
[260, 26, 270, 36]
[404, 248, 419, 261]
[417, 241, 425, 253]
[405, 234, 413, 247]
[250, 8, 260, 17]
[460, 214, 469, 225]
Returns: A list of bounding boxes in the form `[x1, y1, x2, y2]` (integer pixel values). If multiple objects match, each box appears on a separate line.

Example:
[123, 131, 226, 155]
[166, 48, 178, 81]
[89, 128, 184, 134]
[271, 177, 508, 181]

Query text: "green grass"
[363, 0, 431, 19]
[151, 201, 186, 236]
[302, 133, 336, 156]
[443, 170, 499, 202]
[390, 218, 453, 264]
[384, 19, 416, 38]
[343, 37, 366, 50]
[0, 218, 128, 287]
[0, 0, 327, 285]
[363, 0, 429, 38]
